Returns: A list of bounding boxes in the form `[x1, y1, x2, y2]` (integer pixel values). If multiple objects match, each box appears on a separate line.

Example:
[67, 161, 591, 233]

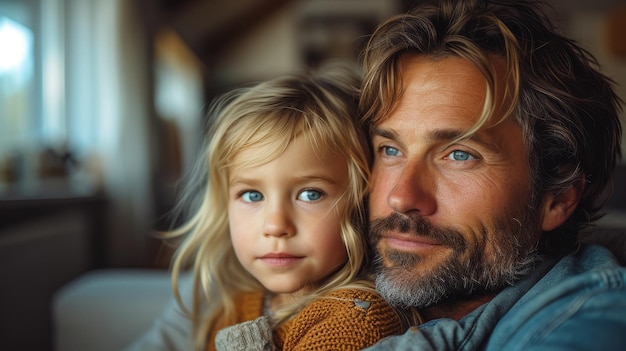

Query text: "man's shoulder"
[550, 243, 626, 279]
[488, 244, 626, 350]
[504, 243, 626, 323]
[579, 225, 626, 265]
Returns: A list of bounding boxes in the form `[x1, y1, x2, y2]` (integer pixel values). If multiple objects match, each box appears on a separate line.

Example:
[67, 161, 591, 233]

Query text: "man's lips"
[259, 253, 303, 266]
[382, 232, 443, 250]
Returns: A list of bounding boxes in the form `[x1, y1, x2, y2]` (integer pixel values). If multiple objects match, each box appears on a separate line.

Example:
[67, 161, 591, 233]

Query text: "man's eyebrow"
[372, 127, 399, 141]
[373, 127, 467, 144]
[430, 129, 464, 142]
[430, 128, 499, 152]
[373, 126, 499, 152]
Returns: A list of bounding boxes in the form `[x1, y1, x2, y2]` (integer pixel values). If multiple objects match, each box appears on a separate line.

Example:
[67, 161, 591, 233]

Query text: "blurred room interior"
[0, 0, 625, 349]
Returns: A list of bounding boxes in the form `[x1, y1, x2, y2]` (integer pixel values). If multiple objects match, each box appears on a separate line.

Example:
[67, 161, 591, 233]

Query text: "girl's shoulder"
[277, 288, 403, 350]
[318, 288, 387, 306]
[324, 287, 386, 301]
[315, 288, 396, 317]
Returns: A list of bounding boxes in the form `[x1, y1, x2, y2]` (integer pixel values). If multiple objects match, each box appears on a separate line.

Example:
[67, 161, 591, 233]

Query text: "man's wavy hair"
[360, 0, 622, 256]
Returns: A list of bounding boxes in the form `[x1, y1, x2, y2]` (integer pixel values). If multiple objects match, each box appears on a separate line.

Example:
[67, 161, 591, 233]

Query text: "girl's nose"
[263, 206, 296, 238]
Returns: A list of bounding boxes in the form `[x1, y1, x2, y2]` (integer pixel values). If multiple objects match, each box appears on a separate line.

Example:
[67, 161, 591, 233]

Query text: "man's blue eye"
[449, 150, 474, 161]
[242, 191, 263, 202]
[384, 146, 400, 156]
[298, 190, 323, 202]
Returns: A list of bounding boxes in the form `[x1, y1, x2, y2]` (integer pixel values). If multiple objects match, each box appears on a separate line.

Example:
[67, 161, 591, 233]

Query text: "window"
[0, 14, 35, 186]
[0, 0, 68, 193]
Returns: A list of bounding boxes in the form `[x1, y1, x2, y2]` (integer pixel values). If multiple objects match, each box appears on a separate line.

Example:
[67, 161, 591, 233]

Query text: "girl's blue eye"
[242, 191, 263, 202]
[448, 150, 475, 161]
[383, 146, 401, 156]
[298, 190, 323, 202]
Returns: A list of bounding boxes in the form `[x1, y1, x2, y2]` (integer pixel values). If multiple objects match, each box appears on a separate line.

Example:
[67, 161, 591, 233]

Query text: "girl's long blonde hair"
[165, 63, 382, 349]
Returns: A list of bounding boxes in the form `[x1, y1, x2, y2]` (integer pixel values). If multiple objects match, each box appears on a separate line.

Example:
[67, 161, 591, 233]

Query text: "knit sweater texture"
[209, 288, 404, 350]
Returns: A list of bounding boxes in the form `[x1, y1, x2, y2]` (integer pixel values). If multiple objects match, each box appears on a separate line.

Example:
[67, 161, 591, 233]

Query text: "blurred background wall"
[0, 0, 625, 349]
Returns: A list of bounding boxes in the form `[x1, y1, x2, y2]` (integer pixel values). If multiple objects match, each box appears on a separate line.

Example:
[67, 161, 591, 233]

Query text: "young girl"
[166, 64, 421, 350]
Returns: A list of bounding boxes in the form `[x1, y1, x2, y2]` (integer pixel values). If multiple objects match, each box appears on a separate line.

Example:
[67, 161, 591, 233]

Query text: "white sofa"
[52, 269, 174, 351]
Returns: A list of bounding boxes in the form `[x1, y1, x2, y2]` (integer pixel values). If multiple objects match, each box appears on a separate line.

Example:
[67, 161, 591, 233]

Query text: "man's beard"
[370, 204, 542, 309]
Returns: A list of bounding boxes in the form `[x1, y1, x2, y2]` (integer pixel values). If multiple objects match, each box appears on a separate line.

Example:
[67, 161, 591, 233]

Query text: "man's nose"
[387, 164, 436, 216]
[263, 204, 296, 238]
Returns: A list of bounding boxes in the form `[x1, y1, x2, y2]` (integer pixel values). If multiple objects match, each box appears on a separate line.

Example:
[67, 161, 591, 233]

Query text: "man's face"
[369, 54, 542, 309]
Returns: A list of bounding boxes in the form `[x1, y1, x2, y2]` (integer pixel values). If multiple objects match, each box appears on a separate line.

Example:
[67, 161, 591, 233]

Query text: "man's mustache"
[370, 212, 467, 251]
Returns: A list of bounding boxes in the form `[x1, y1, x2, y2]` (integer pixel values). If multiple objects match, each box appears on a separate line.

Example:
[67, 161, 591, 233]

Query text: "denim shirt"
[365, 244, 626, 350]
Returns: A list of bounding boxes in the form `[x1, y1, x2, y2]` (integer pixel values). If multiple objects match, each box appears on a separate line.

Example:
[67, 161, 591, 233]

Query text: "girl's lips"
[259, 253, 303, 266]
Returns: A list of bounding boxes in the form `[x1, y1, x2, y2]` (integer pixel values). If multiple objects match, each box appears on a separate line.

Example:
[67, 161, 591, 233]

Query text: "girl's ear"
[540, 177, 585, 231]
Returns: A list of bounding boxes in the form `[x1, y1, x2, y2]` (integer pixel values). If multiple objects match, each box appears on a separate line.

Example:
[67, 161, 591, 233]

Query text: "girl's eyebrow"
[298, 174, 341, 185]
[229, 176, 260, 186]
[230, 174, 340, 186]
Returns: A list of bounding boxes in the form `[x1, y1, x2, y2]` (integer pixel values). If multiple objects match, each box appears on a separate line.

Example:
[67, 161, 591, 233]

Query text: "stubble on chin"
[373, 246, 452, 309]
[370, 211, 542, 309]
[370, 213, 467, 308]
[383, 246, 423, 266]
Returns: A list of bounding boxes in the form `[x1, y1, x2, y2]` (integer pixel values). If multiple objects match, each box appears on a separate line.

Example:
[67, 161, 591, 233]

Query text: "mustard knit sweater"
[208, 288, 404, 350]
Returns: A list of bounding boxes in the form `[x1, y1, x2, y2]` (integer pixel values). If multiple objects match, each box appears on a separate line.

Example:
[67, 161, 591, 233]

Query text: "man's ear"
[540, 177, 585, 231]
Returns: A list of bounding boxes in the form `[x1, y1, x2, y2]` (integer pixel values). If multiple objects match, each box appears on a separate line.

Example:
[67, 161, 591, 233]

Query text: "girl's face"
[228, 134, 350, 299]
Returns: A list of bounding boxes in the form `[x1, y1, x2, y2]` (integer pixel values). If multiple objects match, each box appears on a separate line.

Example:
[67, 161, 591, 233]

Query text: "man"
[360, 0, 625, 349]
